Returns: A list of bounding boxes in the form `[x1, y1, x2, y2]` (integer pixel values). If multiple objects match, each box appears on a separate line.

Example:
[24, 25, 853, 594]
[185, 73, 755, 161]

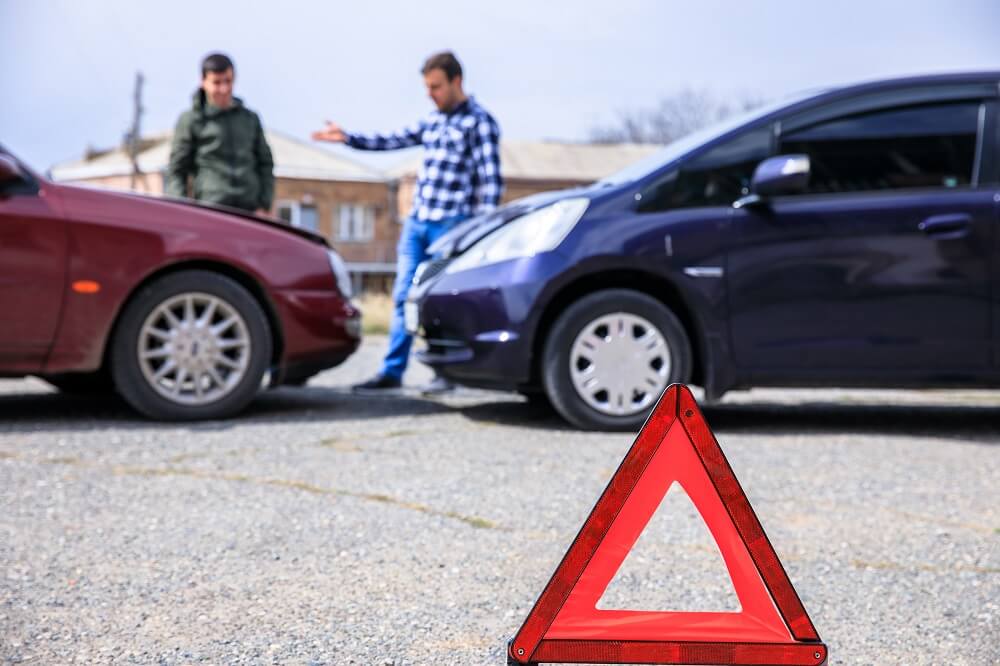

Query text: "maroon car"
[0, 146, 360, 420]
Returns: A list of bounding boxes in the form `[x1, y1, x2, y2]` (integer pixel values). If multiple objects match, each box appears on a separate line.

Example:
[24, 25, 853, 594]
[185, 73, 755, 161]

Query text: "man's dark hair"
[201, 53, 235, 78]
[421, 51, 462, 81]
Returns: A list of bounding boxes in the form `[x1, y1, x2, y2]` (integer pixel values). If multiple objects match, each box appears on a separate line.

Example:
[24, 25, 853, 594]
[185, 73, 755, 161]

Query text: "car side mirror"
[0, 154, 24, 183]
[733, 154, 810, 209]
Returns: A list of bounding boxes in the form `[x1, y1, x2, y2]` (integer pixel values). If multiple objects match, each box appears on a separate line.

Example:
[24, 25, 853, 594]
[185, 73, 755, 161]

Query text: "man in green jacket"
[166, 53, 274, 215]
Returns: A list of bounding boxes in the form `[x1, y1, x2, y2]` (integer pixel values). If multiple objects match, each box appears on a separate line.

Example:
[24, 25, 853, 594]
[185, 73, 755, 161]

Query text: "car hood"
[428, 185, 598, 259]
[142, 193, 329, 245]
[55, 184, 328, 247]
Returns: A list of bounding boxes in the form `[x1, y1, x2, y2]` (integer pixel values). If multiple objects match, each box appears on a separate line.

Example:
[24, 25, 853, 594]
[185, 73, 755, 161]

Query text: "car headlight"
[444, 198, 589, 274]
[327, 249, 353, 299]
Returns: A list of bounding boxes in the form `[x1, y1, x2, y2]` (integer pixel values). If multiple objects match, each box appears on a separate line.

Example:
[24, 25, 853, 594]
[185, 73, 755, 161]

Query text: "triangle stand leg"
[508, 639, 538, 666]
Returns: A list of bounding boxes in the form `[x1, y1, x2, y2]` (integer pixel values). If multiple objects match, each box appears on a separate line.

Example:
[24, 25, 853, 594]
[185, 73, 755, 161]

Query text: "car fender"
[526, 253, 735, 396]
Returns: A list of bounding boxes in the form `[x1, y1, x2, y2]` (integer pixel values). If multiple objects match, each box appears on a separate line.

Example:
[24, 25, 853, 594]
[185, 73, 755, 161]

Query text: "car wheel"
[542, 289, 691, 431]
[110, 270, 272, 420]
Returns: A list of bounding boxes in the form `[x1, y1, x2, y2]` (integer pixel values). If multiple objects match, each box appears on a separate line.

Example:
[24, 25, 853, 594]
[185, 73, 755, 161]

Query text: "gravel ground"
[1, 336, 998, 665]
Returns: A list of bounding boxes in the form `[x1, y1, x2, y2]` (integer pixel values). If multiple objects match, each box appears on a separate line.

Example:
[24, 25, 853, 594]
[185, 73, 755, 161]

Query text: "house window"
[299, 204, 318, 232]
[275, 200, 319, 232]
[337, 204, 375, 242]
[275, 201, 296, 225]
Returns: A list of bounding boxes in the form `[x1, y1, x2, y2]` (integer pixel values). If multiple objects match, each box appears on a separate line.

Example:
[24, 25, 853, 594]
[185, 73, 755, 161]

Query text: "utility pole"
[125, 71, 144, 190]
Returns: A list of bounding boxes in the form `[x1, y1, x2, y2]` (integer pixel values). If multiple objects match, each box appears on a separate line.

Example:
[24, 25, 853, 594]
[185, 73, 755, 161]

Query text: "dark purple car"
[407, 72, 1000, 430]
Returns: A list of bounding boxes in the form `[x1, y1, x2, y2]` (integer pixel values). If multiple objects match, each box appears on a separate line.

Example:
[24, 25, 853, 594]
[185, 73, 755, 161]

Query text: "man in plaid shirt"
[313, 51, 503, 392]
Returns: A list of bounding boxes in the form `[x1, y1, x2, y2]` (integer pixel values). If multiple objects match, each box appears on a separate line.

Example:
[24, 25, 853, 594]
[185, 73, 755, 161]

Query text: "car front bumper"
[271, 288, 361, 381]
[409, 256, 559, 390]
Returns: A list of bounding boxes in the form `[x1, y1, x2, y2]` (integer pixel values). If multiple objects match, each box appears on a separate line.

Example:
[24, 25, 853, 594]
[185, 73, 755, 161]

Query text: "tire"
[110, 270, 273, 421]
[542, 289, 692, 431]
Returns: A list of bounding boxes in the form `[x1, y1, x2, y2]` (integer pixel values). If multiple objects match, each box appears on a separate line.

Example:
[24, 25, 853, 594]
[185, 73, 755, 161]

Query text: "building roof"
[50, 133, 664, 186]
[50, 130, 386, 183]
[386, 140, 663, 182]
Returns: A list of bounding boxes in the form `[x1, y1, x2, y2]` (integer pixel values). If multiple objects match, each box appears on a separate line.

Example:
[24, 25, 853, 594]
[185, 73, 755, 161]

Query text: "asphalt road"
[1, 336, 998, 664]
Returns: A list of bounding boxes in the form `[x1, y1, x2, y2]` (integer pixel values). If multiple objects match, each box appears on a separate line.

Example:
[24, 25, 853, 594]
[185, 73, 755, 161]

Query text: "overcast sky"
[3, 0, 998, 173]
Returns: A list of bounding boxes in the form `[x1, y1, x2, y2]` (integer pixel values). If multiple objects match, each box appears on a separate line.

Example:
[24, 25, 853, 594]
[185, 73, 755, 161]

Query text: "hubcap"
[569, 312, 671, 417]
[137, 293, 251, 406]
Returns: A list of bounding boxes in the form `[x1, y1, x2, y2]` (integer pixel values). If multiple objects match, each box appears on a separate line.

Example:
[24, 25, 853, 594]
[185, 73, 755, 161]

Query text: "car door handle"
[918, 214, 971, 239]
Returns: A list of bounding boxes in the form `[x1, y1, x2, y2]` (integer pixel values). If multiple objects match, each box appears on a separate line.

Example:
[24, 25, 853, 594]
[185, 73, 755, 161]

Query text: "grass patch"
[167, 452, 207, 464]
[356, 292, 393, 335]
[46, 456, 81, 465]
[318, 437, 363, 452]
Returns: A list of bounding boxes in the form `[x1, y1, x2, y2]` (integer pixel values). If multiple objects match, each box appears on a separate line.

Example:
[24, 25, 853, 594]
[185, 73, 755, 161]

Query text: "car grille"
[413, 257, 452, 286]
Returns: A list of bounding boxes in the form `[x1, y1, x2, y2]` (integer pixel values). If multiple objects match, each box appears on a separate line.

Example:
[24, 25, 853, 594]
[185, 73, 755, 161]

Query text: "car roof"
[800, 70, 999, 107]
[597, 71, 1000, 190]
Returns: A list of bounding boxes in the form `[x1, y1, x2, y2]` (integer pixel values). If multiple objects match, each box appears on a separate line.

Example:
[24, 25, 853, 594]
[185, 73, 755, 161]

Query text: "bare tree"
[590, 88, 765, 145]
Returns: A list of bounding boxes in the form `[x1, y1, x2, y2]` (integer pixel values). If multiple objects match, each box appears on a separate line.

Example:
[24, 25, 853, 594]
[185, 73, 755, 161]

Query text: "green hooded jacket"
[166, 90, 274, 211]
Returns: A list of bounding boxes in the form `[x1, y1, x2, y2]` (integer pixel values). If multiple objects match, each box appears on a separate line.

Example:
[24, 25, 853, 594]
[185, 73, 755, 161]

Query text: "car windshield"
[597, 89, 824, 186]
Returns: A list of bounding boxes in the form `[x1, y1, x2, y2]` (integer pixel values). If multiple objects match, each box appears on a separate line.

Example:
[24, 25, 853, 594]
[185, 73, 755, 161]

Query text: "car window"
[0, 150, 40, 197]
[779, 102, 981, 194]
[638, 127, 771, 212]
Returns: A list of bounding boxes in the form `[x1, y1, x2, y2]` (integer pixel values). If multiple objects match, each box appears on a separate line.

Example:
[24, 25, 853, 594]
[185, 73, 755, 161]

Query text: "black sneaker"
[420, 374, 455, 396]
[352, 374, 402, 391]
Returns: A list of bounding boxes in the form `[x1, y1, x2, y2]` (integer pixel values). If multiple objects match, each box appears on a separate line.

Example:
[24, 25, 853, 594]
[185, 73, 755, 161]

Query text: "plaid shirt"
[345, 97, 503, 221]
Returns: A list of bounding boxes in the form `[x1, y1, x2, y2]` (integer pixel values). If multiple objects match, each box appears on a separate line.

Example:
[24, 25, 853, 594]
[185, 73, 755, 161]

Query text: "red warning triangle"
[508, 385, 827, 665]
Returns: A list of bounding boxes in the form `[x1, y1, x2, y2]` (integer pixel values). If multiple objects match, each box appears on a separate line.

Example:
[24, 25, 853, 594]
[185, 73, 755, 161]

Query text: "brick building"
[51, 133, 660, 293]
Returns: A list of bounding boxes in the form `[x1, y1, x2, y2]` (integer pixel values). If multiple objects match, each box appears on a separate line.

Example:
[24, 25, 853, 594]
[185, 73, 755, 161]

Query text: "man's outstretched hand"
[311, 121, 347, 143]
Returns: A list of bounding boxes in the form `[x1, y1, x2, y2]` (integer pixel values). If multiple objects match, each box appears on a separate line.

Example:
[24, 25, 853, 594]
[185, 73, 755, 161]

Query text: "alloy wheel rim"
[569, 312, 671, 417]
[137, 293, 251, 406]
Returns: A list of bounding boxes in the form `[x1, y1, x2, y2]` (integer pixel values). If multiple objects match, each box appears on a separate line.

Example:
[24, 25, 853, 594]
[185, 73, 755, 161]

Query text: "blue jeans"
[382, 214, 467, 379]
